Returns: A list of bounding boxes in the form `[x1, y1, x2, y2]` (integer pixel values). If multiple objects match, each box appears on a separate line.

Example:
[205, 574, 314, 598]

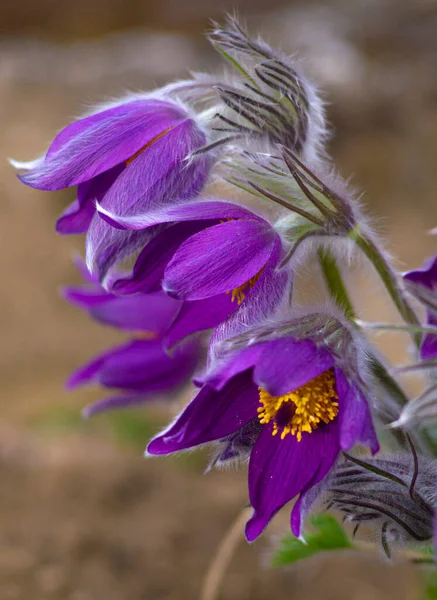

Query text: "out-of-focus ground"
[0, 0, 436, 598]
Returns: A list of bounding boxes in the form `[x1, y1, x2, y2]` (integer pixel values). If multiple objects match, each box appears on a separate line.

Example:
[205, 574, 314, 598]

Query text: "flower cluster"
[12, 16, 437, 554]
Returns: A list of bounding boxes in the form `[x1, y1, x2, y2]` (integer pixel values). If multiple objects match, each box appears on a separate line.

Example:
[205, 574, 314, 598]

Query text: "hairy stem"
[318, 249, 437, 455]
[317, 251, 400, 409]
[353, 233, 422, 349]
[317, 247, 356, 320]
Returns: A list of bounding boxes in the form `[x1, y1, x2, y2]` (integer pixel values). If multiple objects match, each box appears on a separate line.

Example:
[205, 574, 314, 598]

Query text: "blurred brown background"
[1, 0, 437, 598]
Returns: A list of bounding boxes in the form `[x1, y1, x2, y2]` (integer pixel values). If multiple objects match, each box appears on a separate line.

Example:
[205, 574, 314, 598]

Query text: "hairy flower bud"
[223, 148, 366, 268]
[208, 17, 326, 161]
[324, 452, 436, 556]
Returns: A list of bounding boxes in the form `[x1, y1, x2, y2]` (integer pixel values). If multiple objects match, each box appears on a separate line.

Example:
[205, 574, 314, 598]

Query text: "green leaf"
[213, 44, 259, 89]
[271, 514, 353, 567]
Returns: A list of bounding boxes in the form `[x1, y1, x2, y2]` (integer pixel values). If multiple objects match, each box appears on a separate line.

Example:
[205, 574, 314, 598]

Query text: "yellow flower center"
[125, 125, 175, 166]
[257, 369, 339, 442]
[227, 270, 263, 305]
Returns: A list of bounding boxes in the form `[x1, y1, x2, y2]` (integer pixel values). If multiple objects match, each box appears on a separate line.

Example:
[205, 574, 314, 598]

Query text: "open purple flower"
[404, 255, 437, 360]
[147, 324, 379, 541]
[97, 199, 289, 347]
[64, 260, 200, 416]
[12, 94, 212, 279]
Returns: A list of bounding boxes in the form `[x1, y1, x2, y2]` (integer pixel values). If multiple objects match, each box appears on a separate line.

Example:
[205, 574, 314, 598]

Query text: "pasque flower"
[97, 199, 289, 347]
[147, 316, 379, 541]
[12, 94, 212, 279]
[404, 255, 437, 360]
[64, 260, 200, 416]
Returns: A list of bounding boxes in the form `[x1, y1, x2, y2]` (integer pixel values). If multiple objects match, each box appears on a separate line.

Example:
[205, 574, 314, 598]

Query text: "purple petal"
[83, 392, 154, 417]
[290, 453, 339, 537]
[65, 256, 182, 333]
[64, 284, 181, 333]
[89, 294, 181, 334]
[56, 164, 124, 235]
[245, 420, 340, 541]
[209, 236, 288, 357]
[165, 235, 287, 348]
[199, 345, 265, 391]
[66, 347, 115, 390]
[86, 223, 161, 284]
[86, 121, 210, 278]
[19, 100, 187, 189]
[147, 372, 259, 454]
[56, 199, 95, 235]
[421, 312, 437, 360]
[253, 338, 334, 397]
[68, 338, 197, 392]
[163, 219, 276, 300]
[94, 118, 208, 217]
[164, 294, 235, 348]
[46, 99, 178, 154]
[71, 255, 98, 284]
[111, 221, 218, 295]
[63, 286, 111, 309]
[335, 368, 379, 454]
[97, 199, 259, 231]
[98, 339, 196, 391]
[403, 255, 437, 289]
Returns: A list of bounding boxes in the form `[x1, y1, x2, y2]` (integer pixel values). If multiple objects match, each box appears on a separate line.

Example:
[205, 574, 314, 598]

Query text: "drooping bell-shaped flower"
[64, 259, 200, 416]
[147, 312, 379, 541]
[97, 198, 290, 347]
[12, 92, 212, 279]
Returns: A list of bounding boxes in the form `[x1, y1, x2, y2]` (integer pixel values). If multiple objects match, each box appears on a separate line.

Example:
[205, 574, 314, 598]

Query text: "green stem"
[318, 249, 437, 455]
[317, 247, 356, 320]
[318, 250, 408, 412]
[353, 233, 422, 349]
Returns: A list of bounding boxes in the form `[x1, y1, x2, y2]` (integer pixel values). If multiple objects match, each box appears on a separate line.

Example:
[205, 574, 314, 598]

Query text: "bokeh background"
[1, 0, 437, 598]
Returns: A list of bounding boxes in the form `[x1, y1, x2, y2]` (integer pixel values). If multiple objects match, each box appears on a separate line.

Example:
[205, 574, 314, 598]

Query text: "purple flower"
[404, 255, 437, 359]
[97, 199, 289, 347]
[64, 260, 200, 416]
[12, 95, 212, 279]
[147, 330, 379, 541]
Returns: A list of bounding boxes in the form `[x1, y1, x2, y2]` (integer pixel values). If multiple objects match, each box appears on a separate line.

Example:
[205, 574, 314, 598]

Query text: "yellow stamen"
[257, 369, 339, 442]
[227, 269, 263, 305]
[125, 126, 175, 166]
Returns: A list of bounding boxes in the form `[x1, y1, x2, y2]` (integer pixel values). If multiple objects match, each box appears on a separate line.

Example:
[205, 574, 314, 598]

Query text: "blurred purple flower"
[404, 255, 437, 360]
[12, 95, 212, 279]
[147, 333, 379, 541]
[97, 199, 288, 347]
[64, 260, 200, 416]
